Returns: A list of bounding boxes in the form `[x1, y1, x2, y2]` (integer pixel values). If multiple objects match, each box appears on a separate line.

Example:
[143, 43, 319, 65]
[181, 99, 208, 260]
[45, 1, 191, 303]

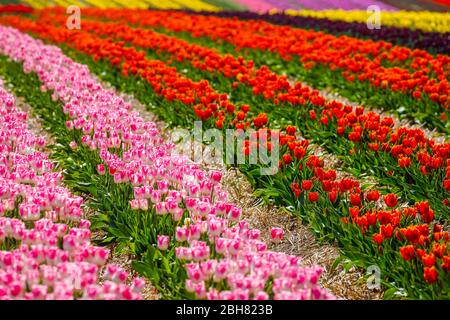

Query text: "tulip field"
[0, 2, 449, 301]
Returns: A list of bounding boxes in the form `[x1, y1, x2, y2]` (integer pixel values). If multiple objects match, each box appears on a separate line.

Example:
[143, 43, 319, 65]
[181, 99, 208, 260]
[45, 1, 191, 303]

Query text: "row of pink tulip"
[0, 77, 144, 300]
[0, 25, 334, 300]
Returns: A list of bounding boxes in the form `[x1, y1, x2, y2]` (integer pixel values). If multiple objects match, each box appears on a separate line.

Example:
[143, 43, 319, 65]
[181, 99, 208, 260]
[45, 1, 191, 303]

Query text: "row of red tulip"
[75, 8, 450, 128]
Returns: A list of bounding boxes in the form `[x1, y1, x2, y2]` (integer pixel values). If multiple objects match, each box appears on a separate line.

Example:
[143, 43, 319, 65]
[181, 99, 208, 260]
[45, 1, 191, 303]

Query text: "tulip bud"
[97, 164, 106, 175]
[157, 235, 169, 251]
[271, 227, 284, 243]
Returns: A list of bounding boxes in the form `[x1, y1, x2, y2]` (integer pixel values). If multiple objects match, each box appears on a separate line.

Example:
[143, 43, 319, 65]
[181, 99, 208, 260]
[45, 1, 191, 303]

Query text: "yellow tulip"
[19, 0, 219, 10]
[282, 10, 450, 33]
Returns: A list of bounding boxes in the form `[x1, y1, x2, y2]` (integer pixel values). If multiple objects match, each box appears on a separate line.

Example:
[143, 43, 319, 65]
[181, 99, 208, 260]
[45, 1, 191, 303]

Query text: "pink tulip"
[228, 207, 242, 221]
[138, 199, 148, 211]
[165, 200, 178, 214]
[153, 202, 166, 215]
[172, 208, 184, 222]
[175, 227, 189, 242]
[271, 227, 284, 243]
[97, 164, 106, 175]
[209, 170, 222, 183]
[129, 199, 140, 210]
[157, 235, 169, 251]
[131, 277, 145, 294]
[69, 141, 78, 150]
[79, 219, 91, 229]
[207, 217, 223, 236]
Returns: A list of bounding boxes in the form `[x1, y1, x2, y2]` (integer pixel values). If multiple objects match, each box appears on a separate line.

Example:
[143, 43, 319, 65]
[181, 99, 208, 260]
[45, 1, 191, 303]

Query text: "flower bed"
[0, 7, 448, 300]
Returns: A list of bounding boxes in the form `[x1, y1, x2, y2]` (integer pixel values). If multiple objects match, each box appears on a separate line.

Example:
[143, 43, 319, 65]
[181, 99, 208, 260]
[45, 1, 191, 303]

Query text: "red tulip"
[444, 179, 450, 192]
[349, 207, 359, 219]
[241, 104, 250, 113]
[422, 253, 436, 268]
[399, 245, 415, 261]
[383, 193, 398, 208]
[328, 190, 337, 203]
[286, 125, 296, 136]
[423, 266, 438, 284]
[294, 146, 306, 159]
[348, 131, 361, 142]
[368, 142, 379, 151]
[372, 233, 383, 245]
[442, 256, 450, 272]
[349, 193, 361, 206]
[301, 180, 313, 191]
[415, 201, 434, 223]
[253, 113, 268, 128]
[398, 157, 411, 168]
[380, 224, 394, 239]
[308, 192, 319, 202]
[432, 243, 446, 258]
[367, 211, 377, 226]
[366, 190, 380, 202]
[282, 153, 293, 165]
